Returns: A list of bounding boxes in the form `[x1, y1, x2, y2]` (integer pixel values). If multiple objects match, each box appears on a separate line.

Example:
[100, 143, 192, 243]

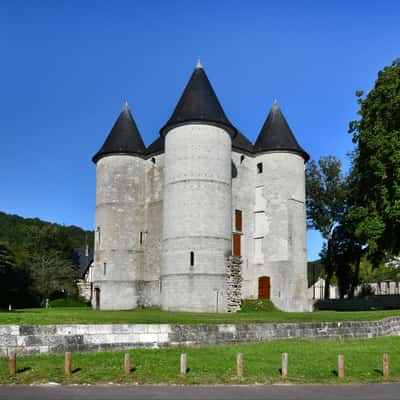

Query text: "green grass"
[0, 306, 399, 325]
[48, 298, 90, 308]
[1, 336, 399, 384]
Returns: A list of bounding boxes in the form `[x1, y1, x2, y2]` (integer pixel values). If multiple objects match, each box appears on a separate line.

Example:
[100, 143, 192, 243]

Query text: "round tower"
[92, 103, 146, 310]
[160, 61, 236, 312]
[253, 101, 310, 312]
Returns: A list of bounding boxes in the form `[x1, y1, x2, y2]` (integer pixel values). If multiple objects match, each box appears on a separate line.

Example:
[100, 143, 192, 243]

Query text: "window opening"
[190, 251, 194, 266]
[235, 209, 242, 231]
[257, 162, 263, 174]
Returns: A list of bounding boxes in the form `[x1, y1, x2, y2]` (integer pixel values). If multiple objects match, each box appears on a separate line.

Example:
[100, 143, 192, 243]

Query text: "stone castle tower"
[91, 61, 310, 312]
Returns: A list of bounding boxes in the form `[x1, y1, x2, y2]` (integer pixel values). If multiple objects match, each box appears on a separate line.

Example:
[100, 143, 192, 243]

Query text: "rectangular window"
[233, 234, 241, 256]
[96, 226, 101, 248]
[103, 262, 106, 275]
[139, 232, 143, 245]
[190, 251, 194, 266]
[257, 162, 263, 174]
[254, 237, 264, 263]
[235, 209, 242, 232]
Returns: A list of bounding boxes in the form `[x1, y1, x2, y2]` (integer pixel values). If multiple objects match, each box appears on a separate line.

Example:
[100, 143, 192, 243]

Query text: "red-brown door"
[95, 288, 100, 310]
[258, 276, 270, 299]
[233, 234, 241, 256]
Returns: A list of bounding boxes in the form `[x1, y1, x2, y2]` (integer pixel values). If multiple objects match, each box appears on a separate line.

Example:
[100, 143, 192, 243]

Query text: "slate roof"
[232, 130, 254, 154]
[93, 103, 146, 163]
[72, 247, 94, 278]
[146, 136, 164, 157]
[160, 62, 237, 137]
[254, 101, 309, 161]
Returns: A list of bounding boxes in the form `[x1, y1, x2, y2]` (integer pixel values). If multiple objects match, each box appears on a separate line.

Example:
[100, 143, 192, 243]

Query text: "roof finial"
[196, 56, 203, 69]
[124, 100, 129, 110]
[273, 98, 278, 106]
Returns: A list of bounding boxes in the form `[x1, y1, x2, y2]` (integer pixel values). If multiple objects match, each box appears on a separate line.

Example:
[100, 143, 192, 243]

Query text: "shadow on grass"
[17, 367, 31, 374]
[374, 368, 383, 376]
[72, 368, 81, 374]
[331, 370, 338, 377]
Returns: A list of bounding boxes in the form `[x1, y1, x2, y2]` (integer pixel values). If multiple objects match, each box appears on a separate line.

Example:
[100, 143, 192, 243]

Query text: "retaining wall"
[1, 317, 399, 356]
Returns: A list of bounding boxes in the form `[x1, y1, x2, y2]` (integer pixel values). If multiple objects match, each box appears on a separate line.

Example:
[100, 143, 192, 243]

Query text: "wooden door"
[233, 234, 241, 256]
[258, 276, 270, 299]
[95, 288, 100, 310]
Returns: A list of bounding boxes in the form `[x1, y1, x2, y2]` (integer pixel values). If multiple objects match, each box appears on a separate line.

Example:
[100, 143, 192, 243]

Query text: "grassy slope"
[1, 336, 399, 384]
[0, 307, 399, 325]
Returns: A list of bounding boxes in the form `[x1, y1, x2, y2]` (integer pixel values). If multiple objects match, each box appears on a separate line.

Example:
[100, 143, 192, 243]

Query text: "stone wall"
[226, 256, 243, 312]
[1, 316, 399, 356]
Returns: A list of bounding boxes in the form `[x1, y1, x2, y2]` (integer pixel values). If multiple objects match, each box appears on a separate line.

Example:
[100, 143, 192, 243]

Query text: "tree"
[330, 225, 363, 298]
[348, 59, 400, 263]
[29, 249, 79, 302]
[306, 156, 347, 298]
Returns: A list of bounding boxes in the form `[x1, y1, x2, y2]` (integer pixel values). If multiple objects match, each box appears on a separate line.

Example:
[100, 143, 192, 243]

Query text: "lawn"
[0, 306, 399, 325]
[0, 336, 399, 384]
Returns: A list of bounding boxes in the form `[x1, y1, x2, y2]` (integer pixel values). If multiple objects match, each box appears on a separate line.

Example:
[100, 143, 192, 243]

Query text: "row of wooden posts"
[7, 351, 391, 379]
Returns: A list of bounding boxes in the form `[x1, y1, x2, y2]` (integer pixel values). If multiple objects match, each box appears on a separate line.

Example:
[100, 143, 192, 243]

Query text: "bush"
[240, 299, 279, 312]
[48, 297, 90, 308]
[357, 283, 375, 298]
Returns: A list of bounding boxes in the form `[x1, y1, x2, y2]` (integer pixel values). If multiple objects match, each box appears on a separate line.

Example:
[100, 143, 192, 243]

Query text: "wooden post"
[124, 353, 131, 376]
[65, 352, 72, 377]
[338, 355, 344, 379]
[9, 352, 16, 376]
[236, 352, 243, 379]
[180, 353, 187, 376]
[383, 353, 389, 378]
[281, 352, 288, 378]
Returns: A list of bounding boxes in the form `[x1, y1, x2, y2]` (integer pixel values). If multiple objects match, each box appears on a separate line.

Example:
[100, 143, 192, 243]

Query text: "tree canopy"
[348, 59, 400, 261]
[0, 211, 93, 308]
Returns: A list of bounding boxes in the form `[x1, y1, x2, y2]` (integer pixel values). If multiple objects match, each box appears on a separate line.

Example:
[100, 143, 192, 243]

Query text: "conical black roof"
[93, 103, 146, 163]
[160, 61, 236, 137]
[254, 101, 309, 161]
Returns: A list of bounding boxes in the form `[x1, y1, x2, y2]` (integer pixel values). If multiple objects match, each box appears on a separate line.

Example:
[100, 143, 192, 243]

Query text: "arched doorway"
[94, 287, 100, 310]
[258, 276, 270, 299]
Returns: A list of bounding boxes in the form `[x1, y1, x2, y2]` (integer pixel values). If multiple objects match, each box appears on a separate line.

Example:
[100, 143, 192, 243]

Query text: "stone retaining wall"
[1, 317, 399, 356]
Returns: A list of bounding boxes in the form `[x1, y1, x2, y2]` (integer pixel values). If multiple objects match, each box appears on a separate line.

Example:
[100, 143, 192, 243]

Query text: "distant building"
[88, 61, 310, 312]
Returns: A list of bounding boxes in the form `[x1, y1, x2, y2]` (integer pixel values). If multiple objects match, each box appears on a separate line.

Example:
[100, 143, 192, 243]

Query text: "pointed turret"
[160, 61, 236, 137]
[93, 102, 146, 163]
[254, 100, 309, 161]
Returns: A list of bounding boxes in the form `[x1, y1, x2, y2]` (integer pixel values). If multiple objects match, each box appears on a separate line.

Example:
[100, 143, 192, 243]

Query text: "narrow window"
[235, 209, 242, 232]
[139, 232, 143, 245]
[151, 157, 156, 164]
[96, 226, 101, 247]
[240, 155, 245, 164]
[103, 262, 106, 275]
[190, 251, 194, 266]
[257, 162, 263, 174]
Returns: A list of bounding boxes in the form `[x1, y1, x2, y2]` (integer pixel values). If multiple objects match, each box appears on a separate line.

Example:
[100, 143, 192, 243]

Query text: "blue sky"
[0, 1, 399, 260]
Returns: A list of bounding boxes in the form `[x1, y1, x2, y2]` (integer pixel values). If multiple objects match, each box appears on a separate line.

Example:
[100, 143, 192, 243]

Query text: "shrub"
[240, 299, 279, 312]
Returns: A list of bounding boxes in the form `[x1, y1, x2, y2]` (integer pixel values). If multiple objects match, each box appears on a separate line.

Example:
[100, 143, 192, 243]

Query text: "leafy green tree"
[306, 156, 347, 298]
[348, 59, 400, 263]
[330, 225, 363, 298]
[30, 249, 79, 302]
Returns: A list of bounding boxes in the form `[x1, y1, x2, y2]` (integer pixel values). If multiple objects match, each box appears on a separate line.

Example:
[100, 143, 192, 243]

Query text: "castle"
[90, 61, 310, 312]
